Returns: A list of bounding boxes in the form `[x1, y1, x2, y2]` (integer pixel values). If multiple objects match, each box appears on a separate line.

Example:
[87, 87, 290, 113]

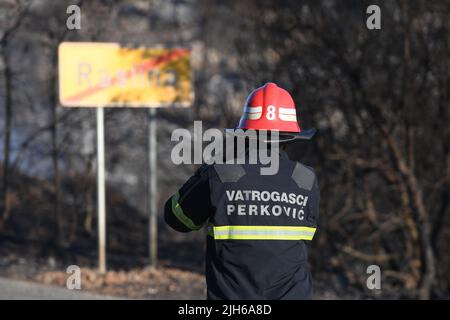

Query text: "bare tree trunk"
[50, 68, 62, 244]
[387, 136, 435, 299]
[47, 0, 86, 245]
[0, 1, 31, 228]
[0, 49, 12, 227]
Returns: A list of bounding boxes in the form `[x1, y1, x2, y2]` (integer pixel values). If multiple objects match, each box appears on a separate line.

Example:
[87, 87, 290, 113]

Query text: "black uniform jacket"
[164, 150, 320, 300]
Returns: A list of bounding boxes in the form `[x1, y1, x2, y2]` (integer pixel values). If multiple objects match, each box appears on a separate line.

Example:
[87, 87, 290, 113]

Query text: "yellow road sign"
[58, 42, 193, 107]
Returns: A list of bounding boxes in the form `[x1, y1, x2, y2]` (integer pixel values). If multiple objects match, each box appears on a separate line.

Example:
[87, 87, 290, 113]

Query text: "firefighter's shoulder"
[210, 162, 246, 184]
[290, 160, 318, 192]
[192, 163, 213, 178]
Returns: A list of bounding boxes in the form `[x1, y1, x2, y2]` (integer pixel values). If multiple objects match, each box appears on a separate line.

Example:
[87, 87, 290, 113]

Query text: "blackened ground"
[0, 171, 361, 299]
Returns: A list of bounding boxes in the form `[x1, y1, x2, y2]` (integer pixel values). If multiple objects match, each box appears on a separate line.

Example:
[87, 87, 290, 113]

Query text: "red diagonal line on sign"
[63, 48, 189, 104]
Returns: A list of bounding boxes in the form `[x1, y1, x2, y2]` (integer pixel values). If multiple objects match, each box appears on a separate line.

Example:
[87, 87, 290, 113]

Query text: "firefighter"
[164, 82, 320, 299]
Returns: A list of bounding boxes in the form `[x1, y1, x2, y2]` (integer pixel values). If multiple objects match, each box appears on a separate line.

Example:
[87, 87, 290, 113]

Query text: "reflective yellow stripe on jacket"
[208, 225, 316, 240]
[171, 192, 202, 230]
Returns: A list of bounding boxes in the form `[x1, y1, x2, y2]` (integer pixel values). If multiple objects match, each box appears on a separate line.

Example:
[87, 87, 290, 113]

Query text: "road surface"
[0, 277, 121, 300]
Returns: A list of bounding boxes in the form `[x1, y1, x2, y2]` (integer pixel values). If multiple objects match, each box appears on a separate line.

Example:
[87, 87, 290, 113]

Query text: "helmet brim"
[224, 128, 316, 143]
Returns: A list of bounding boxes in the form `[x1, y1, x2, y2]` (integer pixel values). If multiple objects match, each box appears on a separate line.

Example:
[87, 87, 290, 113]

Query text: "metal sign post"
[96, 107, 106, 274]
[148, 107, 158, 267]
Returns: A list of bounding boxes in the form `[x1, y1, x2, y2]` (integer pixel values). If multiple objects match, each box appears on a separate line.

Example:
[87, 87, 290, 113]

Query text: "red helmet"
[234, 83, 315, 140]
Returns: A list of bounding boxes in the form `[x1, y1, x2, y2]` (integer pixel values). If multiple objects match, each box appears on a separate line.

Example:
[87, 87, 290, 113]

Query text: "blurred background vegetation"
[0, 0, 448, 299]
